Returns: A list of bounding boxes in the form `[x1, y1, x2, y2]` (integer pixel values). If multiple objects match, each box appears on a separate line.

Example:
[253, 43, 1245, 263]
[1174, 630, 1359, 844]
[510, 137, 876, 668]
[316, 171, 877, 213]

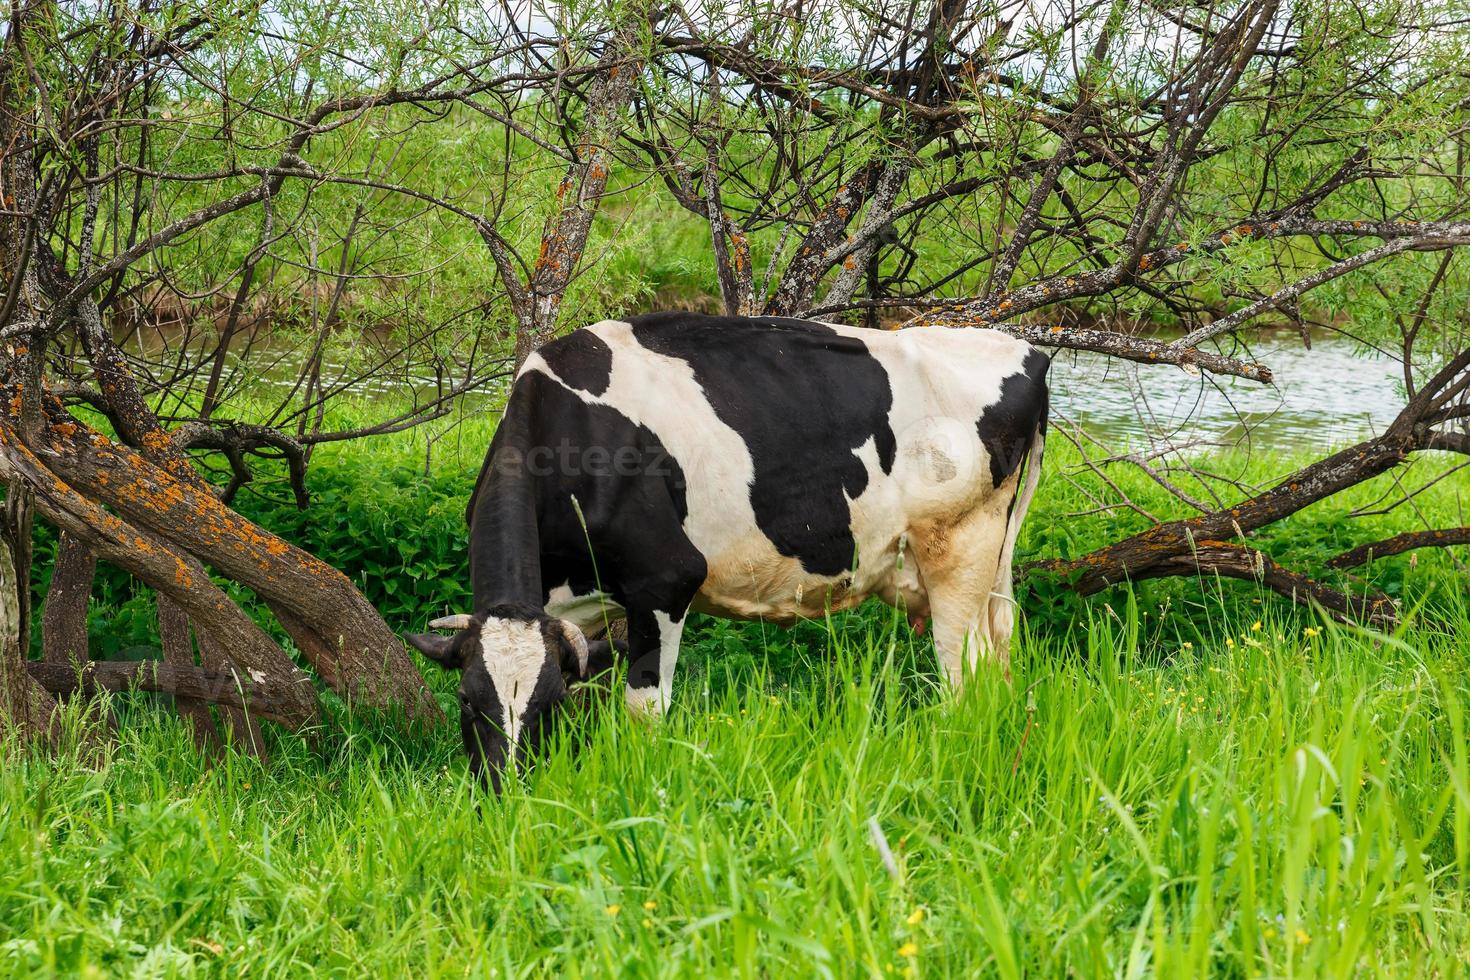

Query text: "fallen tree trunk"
[26, 659, 302, 727]
[1025, 431, 1417, 595]
[26, 398, 439, 723]
[1130, 541, 1396, 625]
[0, 418, 321, 731]
[1328, 527, 1470, 569]
[1022, 344, 1470, 621]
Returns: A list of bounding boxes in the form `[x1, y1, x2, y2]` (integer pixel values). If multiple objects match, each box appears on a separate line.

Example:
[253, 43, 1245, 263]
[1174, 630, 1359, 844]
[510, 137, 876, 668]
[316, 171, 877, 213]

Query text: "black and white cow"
[405, 312, 1049, 788]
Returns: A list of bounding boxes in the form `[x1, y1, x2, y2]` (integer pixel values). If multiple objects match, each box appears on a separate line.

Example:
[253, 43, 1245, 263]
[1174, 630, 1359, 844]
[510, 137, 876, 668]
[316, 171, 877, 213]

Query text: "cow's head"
[404, 606, 615, 791]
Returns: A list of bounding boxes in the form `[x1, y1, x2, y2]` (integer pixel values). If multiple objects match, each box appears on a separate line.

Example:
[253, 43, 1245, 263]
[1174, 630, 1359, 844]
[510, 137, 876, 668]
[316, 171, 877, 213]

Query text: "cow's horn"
[559, 620, 590, 676]
[428, 613, 474, 630]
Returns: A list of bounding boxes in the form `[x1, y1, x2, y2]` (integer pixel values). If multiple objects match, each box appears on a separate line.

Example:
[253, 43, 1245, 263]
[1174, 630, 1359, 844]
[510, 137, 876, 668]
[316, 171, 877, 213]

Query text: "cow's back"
[521, 313, 1047, 624]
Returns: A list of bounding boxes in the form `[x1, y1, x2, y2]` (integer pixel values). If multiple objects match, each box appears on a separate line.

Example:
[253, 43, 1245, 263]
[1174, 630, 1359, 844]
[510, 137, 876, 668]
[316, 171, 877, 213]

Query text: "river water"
[1046, 331, 1406, 452]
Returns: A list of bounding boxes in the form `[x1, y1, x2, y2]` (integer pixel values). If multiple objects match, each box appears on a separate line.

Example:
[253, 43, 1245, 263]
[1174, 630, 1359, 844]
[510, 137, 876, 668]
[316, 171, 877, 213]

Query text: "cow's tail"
[989, 386, 1048, 659]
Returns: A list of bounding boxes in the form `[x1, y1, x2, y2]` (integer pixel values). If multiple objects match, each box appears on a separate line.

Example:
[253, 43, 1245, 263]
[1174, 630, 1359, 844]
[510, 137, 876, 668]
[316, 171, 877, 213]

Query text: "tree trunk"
[28, 403, 438, 722]
[42, 533, 96, 666]
[0, 418, 321, 730]
[198, 627, 268, 760]
[157, 595, 221, 752]
[0, 509, 58, 746]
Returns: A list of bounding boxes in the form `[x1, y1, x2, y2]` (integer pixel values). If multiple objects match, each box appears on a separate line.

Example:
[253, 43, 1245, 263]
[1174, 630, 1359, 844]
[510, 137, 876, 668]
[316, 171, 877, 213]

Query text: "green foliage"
[232, 457, 477, 628]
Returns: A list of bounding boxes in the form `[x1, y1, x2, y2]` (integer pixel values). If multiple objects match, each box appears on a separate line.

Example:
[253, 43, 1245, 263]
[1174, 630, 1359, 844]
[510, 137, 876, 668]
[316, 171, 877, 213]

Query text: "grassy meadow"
[2, 400, 1468, 976]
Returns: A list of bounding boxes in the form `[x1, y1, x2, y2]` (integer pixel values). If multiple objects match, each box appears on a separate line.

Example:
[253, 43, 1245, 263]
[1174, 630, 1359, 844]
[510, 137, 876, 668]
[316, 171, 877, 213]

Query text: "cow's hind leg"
[917, 496, 1012, 690]
[925, 562, 1002, 689]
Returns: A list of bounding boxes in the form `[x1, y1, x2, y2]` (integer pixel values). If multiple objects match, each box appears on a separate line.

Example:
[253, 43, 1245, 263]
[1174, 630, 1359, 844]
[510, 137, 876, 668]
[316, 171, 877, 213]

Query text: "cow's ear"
[552, 621, 590, 678]
[405, 630, 468, 669]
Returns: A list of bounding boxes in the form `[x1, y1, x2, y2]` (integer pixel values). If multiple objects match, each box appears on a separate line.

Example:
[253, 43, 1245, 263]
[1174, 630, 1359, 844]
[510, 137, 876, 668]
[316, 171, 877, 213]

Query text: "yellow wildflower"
[605, 905, 621, 916]
[1251, 621, 1262, 632]
[1295, 929, 1311, 945]
[898, 942, 919, 958]
[643, 900, 657, 911]
[906, 907, 925, 926]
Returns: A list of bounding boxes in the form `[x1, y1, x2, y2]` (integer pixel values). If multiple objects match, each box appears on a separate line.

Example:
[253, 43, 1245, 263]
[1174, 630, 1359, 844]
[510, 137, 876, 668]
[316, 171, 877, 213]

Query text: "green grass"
[4, 602, 1468, 975]
[5, 410, 1470, 975]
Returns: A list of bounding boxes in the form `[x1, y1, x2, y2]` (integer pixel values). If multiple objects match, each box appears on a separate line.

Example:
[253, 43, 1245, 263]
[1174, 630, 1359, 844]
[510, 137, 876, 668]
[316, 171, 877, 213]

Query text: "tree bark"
[1131, 541, 1396, 624]
[30, 405, 438, 721]
[156, 595, 221, 751]
[0, 419, 320, 730]
[1328, 527, 1470, 569]
[510, 28, 646, 368]
[0, 510, 58, 746]
[26, 659, 304, 726]
[42, 533, 96, 665]
[197, 627, 267, 759]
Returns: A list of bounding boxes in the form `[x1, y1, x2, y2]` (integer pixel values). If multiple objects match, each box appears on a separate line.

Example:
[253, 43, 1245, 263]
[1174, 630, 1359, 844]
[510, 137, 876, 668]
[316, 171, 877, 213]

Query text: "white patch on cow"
[477, 618, 548, 748]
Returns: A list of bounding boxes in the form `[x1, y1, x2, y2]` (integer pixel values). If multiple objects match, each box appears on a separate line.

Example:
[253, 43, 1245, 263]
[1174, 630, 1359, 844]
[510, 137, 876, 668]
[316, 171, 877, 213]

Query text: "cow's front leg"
[624, 605, 690, 718]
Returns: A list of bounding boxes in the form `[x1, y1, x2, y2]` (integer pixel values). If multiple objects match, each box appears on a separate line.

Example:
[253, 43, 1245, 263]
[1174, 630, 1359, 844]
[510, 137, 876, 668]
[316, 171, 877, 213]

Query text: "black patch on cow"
[977, 348, 1051, 487]
[627, 312, 896, 577]
[539, 328, 614, 396]
[467, 369, 698, 612]
[477, 369, 706, 622]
